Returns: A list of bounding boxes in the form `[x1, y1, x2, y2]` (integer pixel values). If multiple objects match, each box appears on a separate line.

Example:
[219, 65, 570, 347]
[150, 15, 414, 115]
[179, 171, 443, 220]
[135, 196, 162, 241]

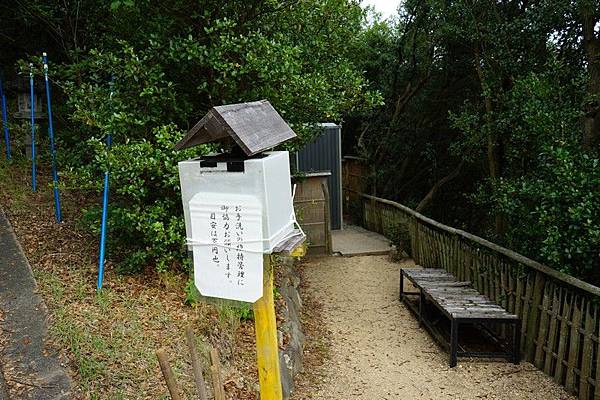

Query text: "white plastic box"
[179, 151, 295, 253]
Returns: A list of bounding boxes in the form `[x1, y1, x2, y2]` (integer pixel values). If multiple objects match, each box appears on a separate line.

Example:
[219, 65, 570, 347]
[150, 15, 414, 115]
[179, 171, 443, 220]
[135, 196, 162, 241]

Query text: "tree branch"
[416, 160, 465, 213]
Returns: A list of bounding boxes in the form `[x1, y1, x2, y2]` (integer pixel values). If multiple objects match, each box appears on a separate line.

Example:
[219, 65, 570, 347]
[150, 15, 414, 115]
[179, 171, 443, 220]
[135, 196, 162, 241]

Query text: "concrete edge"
[0, 206, 73, 399]
[335, 249, 392, 257]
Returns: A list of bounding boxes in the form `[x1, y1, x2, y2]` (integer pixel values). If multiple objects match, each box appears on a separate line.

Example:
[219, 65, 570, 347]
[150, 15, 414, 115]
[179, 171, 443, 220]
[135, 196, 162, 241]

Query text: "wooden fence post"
[411, 216, 420, 264]
[185, 327, 209, 400]
[253, 255, 283, 400]
[352, 189, 600, 400]
[156, 348, 184, 400]
[210, 347, 226, 400]
[322, 181, 333, 254]
[525, 272, 546, 361]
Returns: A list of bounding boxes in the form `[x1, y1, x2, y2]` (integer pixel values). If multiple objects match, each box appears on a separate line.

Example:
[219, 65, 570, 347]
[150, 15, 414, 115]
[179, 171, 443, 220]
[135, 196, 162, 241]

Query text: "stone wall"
[276, 256, 305, 399]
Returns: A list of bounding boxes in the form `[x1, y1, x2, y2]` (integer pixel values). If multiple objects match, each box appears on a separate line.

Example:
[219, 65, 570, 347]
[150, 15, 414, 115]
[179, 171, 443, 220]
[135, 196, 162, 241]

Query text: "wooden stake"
[210, 365, 223, 400]
[185, 326, 208, 400]
[210, 347, 226, 400]
[156, 348, 184, 400]
[253, 255, 283, 400]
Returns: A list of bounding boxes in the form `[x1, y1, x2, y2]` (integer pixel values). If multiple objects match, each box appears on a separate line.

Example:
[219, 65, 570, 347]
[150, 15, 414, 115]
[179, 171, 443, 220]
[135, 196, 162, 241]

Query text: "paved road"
[0, 209, 71, 399]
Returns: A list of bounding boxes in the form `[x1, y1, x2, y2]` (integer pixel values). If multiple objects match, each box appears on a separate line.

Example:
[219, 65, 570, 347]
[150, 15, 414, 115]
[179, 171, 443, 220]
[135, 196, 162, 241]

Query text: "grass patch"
[0, 159, 261, 399]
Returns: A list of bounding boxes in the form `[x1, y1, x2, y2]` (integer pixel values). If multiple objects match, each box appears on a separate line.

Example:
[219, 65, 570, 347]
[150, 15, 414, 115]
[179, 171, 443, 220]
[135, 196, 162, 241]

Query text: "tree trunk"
[391, 75, 430, 125]
[474, 49, 505, 235]
[582, 4, 600, 149]
[416, 160, 465, 213]
[474, 50, 502, 179]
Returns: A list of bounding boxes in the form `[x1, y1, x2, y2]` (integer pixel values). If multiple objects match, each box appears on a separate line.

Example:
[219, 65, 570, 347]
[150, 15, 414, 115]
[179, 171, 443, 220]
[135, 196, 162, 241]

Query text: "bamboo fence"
[349, 189, 600, 400]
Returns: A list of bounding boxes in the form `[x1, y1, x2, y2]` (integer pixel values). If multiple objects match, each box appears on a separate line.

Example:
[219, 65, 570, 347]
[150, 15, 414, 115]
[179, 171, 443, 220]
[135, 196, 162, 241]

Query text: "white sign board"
[189, 192, 264, 302]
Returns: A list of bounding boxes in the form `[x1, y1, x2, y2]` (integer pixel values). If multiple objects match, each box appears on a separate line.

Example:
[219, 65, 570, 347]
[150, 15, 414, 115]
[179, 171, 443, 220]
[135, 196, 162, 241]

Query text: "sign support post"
[174, 100, 307, 399]
[253, 254, 282, 400]
[253, 246, 305, 400]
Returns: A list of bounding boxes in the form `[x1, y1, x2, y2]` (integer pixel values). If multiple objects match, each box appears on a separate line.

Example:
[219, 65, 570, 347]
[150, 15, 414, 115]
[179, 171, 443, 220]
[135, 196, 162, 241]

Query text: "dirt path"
[302, 255, 575, 400]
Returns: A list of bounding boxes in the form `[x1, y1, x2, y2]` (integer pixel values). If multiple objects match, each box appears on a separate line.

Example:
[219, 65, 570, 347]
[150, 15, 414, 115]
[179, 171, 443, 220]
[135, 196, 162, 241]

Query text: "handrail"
[346, 186, 600, 399]
[349, 188, 600, 297]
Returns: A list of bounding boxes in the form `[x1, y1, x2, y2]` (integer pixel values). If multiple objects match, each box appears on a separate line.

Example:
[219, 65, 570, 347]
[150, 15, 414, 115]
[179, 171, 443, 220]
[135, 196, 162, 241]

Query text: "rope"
[186, 184, 305, 254]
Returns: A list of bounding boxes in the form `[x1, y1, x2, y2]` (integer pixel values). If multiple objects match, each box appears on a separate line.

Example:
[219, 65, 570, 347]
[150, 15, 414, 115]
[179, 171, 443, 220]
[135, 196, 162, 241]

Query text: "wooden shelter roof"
[175, 100, 296, 156]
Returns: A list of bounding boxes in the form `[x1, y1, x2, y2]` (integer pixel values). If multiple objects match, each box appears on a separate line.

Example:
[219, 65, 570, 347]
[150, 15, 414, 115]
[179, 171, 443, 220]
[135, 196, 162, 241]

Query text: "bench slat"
[402, 267, 518, 321]
[400, 267, 521, 367]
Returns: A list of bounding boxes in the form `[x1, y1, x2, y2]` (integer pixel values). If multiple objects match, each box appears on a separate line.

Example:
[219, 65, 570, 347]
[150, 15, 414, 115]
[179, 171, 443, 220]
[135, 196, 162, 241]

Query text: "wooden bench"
[400, 268, 520, 367]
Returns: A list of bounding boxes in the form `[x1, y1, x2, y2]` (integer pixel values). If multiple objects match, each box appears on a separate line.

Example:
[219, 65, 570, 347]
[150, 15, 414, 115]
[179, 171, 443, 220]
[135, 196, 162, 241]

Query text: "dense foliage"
[2, 0, 599, 282]
[349, 0, 600, 281]
[2, 0, 379, 272]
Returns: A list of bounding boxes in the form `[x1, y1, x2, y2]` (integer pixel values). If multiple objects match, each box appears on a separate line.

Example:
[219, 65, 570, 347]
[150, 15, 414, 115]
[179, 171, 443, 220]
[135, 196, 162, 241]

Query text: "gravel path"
[303, 255, 575, 400]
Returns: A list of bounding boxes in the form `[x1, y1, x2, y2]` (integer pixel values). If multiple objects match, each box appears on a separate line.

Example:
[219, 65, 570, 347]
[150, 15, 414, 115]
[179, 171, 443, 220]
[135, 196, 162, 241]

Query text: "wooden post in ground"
[253, 254, 283, 400]
[210, 347, 226, 400]
[185, 326, 208, 400]
[156, 348, 184, 400]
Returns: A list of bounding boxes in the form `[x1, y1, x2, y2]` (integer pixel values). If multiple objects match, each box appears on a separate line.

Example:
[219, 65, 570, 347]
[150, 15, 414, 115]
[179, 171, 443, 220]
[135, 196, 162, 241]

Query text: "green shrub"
[18, 1, 381, 274]
[387, 223, 412, 258]
[75, 125, 196, 272]
[479, 147, 600, 281]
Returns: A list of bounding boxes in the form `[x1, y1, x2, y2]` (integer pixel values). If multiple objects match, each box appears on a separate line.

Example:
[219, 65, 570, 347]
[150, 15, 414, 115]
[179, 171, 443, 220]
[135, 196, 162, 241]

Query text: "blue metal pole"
[0, 75, 11, 160]
[30, 64, 36, 192]
[97, 170, 110, 290]
[43, 52, 62, 223]
[97, 80, 114, 290]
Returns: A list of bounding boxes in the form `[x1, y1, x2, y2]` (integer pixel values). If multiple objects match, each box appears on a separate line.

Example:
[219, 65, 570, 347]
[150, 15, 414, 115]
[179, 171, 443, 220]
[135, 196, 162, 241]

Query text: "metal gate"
[295, 123, 342, 230]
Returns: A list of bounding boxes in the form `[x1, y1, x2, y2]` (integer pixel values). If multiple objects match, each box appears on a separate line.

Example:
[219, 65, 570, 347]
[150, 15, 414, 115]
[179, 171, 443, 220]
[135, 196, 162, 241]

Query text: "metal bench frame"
[400, 268, 521, 367]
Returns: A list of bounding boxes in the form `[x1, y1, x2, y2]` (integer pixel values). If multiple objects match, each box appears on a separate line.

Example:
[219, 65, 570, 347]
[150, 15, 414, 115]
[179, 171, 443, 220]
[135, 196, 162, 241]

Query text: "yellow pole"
[253, 254, 283, 400]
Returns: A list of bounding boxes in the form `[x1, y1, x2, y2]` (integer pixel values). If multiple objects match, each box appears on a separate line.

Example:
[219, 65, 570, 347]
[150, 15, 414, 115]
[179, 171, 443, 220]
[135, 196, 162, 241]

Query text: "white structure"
[188, 192, 264, 302]
[175, 101, 302, 302]
[179, 151, 296, 254]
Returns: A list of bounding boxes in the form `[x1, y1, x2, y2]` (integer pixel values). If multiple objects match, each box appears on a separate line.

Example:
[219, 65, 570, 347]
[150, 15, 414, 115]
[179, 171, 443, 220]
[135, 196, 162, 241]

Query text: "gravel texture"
[302, 255, 575, 400]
